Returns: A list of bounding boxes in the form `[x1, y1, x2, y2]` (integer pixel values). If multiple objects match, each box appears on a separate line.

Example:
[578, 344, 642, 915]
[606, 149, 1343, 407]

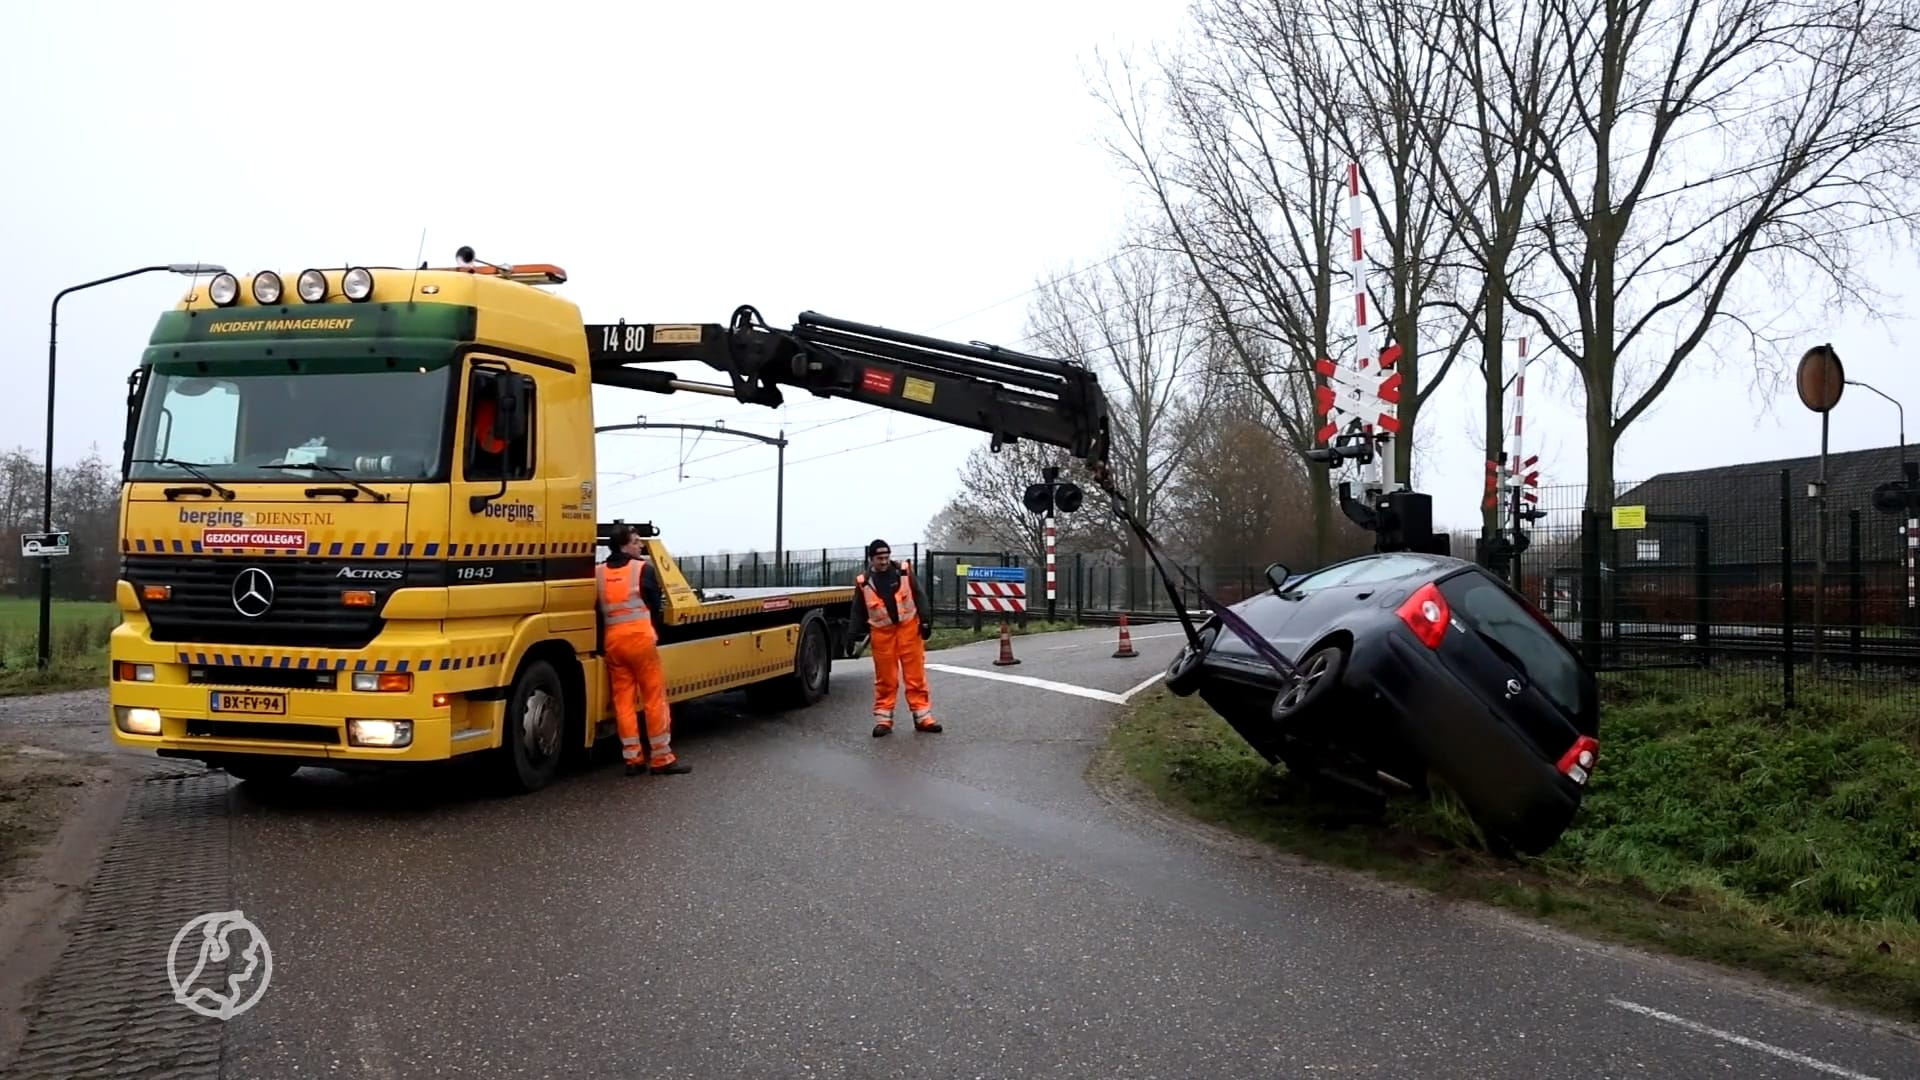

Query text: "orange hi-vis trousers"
[607, 622, 674, 767]
[870, 617, 933, 730]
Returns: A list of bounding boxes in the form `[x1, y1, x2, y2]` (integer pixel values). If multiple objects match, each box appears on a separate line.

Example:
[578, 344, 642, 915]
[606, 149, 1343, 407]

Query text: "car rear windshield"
[1440, 572, 1590, 721]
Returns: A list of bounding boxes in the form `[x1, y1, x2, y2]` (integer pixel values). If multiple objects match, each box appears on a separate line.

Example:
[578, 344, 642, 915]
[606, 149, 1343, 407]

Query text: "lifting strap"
[1096, 475, 1300, 683]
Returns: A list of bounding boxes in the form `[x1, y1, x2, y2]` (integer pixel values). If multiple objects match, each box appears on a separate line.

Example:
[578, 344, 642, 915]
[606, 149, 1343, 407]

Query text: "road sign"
[966, 566, 1027, 613]
[20, 531, 70, 558]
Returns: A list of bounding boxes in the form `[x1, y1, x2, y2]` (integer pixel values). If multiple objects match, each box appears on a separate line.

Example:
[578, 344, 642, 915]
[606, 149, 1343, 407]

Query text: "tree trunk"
[1393, 307, 1419, 485]
[1310, 462, 1333, 563]
[1480, 276, 1507, 540]
[1583, 368, 1616, 514]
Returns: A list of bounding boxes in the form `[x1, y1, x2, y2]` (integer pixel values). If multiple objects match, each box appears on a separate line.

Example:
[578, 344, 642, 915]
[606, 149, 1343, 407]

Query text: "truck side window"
[466, 370, 536, 482]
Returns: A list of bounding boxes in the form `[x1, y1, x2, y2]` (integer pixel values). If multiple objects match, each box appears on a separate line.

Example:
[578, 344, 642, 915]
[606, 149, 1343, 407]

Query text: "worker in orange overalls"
[850, 539, 940, 738]
[597, 524, 690, 776]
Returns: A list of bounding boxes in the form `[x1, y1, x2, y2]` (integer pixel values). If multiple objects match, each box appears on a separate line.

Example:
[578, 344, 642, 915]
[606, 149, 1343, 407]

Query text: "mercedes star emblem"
[231, 567, 276, 618]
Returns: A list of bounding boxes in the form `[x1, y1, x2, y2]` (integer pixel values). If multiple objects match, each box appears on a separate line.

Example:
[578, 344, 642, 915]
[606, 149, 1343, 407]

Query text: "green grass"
[0, 598, 118, 696]
[1100, 670, 1920, 1023]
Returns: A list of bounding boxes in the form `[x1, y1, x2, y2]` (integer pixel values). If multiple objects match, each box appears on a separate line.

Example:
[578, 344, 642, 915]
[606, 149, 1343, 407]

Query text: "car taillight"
[1557, 735, 1599, 784]
[1396, 582, 1450, 648]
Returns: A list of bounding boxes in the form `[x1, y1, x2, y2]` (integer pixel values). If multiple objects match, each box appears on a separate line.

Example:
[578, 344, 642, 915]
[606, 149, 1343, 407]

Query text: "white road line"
[1046, 630, 1186, 650]
[1119, 671, 1166, 701]
[1606, 1000, 1882, 1080]
[924, 663, 1128, 704]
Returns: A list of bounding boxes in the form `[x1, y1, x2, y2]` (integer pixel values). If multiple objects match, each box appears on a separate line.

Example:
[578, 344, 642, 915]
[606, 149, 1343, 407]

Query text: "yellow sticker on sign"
[1611, 505, 1647, 530]
[955, 563, 970, 579]
[902, 377, 936, 404]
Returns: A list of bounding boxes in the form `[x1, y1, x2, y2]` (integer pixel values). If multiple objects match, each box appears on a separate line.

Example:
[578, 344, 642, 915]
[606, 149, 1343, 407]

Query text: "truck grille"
[122, 555, 387, 649]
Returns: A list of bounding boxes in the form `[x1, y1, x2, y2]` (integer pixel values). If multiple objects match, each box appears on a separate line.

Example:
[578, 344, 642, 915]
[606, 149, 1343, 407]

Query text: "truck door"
[450, 360, 547, 613]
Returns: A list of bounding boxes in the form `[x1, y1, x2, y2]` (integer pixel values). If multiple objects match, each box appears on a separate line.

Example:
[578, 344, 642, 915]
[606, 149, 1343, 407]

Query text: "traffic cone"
[992, 622, 1022, 666]
[1112, 614, 1138, 659]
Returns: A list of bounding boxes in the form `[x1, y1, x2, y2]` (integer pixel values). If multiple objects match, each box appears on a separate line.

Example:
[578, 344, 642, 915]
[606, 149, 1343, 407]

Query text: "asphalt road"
[4, 626, 1919, 1079]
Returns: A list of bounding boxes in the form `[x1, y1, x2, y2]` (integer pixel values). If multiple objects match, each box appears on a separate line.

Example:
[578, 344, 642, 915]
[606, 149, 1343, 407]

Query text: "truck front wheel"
[491, 658, 566, 793]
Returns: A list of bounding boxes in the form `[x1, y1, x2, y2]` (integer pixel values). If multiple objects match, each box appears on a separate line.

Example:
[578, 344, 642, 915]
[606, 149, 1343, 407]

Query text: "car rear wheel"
[1269, 644, 1346, 727]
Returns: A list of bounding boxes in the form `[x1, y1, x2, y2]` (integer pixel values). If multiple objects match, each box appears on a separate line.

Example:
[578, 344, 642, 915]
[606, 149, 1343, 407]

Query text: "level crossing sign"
[965, 565, 1027, 613]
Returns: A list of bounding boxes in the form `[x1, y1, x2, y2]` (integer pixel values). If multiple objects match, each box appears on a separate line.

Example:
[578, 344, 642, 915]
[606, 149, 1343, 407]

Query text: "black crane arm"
[584, 306, 1112, 469]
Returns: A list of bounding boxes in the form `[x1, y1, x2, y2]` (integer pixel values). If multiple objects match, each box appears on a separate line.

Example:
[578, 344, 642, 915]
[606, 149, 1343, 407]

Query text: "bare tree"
[1162, 379, 1374, 570]
[932, 439, 1107, 565]
[1023, 234, 1214, 605]
[1089, 27, 1353, 560]
[1292, 0, 1480, 487]
[1408, 0, 1584, 537]
[1508, 0, 1920, 511]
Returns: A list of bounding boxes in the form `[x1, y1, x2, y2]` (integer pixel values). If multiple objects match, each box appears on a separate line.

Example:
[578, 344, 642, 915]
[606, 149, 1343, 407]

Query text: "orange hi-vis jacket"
[855, 560, 919, 629]
[597, 558, 653, 639]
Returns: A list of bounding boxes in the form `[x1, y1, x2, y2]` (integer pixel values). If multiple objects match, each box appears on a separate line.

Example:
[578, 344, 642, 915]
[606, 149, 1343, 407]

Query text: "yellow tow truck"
[107, 250, 1110, 790]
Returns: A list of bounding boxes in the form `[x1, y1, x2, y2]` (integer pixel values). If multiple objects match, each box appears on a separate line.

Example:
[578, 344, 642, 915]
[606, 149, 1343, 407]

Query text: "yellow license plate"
[208, 691, 286, 715]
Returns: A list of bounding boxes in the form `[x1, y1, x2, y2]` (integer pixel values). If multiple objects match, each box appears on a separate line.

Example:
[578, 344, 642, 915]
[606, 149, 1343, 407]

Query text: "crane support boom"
[585, 305, 1111, 468]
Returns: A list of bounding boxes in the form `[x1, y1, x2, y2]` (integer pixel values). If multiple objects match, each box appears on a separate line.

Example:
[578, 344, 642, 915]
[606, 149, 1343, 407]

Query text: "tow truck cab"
[108, 262, 852, 791]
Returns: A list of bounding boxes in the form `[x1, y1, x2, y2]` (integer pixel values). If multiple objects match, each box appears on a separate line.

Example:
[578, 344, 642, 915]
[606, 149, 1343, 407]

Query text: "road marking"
[1046, 630, 1185, 651]
[1606, 999, 1881, 1079]
[924, 663, 1128, 704]
[1119, 671, 1166, 701]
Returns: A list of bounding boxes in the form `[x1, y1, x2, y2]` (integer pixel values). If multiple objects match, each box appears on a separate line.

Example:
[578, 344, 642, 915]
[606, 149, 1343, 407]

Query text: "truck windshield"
[127, 366, 452, 482]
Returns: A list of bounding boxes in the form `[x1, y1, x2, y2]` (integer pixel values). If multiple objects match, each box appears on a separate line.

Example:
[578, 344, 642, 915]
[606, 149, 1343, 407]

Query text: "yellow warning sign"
[955, 563, 970, 579]
[902, 377, 936, 404]
[1611, 505, 1647, 530]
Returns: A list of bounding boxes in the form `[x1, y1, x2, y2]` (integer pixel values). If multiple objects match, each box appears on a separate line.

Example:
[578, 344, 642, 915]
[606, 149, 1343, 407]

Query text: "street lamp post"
[41, 263, 223, 669]
[1849, 378, 1916, 636]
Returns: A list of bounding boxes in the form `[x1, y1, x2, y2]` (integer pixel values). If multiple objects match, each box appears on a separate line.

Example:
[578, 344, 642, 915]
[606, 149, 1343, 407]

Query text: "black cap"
[866, 539, 890, 557]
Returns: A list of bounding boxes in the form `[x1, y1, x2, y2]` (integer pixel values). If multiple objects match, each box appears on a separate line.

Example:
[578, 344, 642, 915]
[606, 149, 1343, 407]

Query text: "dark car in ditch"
[1162, 551, 1601, 855]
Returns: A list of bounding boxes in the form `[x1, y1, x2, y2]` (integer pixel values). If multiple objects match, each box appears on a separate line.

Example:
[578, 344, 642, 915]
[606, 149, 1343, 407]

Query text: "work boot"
[872, 722, 892, 737]
[915, 721, 943, 734]
[624, 761, 647, 777]
[650, 760, 692, 775]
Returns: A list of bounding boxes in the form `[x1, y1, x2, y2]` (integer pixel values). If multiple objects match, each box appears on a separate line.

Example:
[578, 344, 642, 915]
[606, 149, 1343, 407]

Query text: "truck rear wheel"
[746, 614, 832, 711]
[491, 658, 566, 793]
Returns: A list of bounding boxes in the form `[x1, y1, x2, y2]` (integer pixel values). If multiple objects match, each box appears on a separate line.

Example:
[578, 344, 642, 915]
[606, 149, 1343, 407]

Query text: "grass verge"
[1102, 670, 1920, 1023]
[0, 599, 118, 697]
[926, 619, 1080, 652]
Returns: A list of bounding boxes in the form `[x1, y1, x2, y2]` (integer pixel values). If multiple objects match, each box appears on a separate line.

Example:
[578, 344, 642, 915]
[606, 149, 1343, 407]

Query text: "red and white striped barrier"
[1312, 160, 1401, 486]
[967, 580, 1028, 613]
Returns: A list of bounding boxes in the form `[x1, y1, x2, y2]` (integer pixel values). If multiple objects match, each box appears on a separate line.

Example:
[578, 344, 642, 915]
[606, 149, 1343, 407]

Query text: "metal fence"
[672, 541, 1293, 626]
[1513, 454, 1920, 709]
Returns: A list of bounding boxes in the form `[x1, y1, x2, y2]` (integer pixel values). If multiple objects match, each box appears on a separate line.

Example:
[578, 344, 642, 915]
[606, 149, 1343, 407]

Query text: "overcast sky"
[4, 2, 1914, 561]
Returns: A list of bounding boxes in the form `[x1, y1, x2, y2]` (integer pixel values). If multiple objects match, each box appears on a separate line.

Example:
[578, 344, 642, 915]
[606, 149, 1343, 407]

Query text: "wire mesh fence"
[1515, 444, 1920, 710]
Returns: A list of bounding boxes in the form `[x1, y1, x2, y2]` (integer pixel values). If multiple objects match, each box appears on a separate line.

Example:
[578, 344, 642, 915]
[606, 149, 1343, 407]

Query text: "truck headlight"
[252, 270, 283, 305]
[348, 719, 412, 748]
[297, 269, 328, 302]
[116, 707, 162, 735]
[342, 266, 374, 302]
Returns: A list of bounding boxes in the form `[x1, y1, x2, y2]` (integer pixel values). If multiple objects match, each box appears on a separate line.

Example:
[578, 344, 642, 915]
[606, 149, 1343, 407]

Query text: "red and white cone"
[1113, 614, 1138, 659]
[992, 622, 1022, 666]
